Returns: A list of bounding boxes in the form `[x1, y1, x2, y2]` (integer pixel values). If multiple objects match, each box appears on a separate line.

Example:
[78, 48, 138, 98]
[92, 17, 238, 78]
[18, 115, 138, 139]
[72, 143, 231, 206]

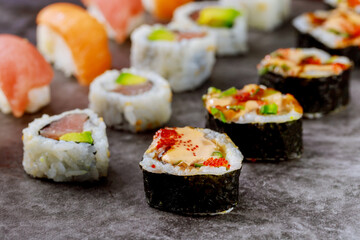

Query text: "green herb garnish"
[194, 163, 204, 168]
[210, 107, 227, 123]
[328, 29, 350, 38]
[220, 87, 237, 97]
[212, 151, 223, 158]
[260, 103, 278, 115]
[227, 105, 245, 111]
[207, 87, 221, 94]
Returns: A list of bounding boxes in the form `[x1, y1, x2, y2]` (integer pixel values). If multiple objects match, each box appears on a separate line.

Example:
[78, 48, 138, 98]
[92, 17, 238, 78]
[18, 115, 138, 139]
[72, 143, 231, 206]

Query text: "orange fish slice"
[153, 0, 193, 21]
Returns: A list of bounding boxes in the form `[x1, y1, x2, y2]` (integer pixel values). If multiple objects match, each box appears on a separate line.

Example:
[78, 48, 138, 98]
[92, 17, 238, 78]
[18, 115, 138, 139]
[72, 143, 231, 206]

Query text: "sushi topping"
[195, 7, 241, 28]
[148, 28, 207, 42]
[203, 84, 303, 122]
[203, 157, 230, 169]
[114, 73, 153, 95]
[59, 131, 94, 144]
[258, 48, 351, 78]
[39, 113, 88, 140]
[116, 73, 147, 85]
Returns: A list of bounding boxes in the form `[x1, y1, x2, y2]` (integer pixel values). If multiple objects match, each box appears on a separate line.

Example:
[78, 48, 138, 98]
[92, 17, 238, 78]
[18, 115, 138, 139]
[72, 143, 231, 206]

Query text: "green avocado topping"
[59, 131, 94, 144]
[211, 151, 223, 158]
[148, 28, 176, 41]
[116, 73, 147, 85]
[260, 103, 278, 115]
[197, 7, 241, 28]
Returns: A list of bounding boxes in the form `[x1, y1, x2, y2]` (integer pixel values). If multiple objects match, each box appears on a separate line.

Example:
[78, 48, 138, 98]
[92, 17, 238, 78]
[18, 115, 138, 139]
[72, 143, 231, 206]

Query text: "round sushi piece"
[0, 34, 53, 118]
[172, 1, 247, 56]
[22, 109, 109, 182]
[220, 0, 291, 31]
[82, 0, 145, 44]
[131, 24, 216, 92]
[293, 7, 360, 66]
[203, 84, 303, 161]
[37, 3, 111, 85]
[258, 48, 352, 118]
[324, 0, 360, 12]
[142, 0, 193, 21]
[89, 68, 172, 132]
[140, 126, 243, 215]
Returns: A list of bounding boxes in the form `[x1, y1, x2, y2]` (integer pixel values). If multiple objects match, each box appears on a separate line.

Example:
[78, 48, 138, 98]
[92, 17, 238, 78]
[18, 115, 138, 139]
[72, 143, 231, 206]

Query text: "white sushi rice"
[22, 109, 109, 182]
[140, 128, 243, 176]
[89, 68, 172, 132]
[172, 1, 248, 56]
[220, 0, 291, 31]
[234, 109, 302, 124]
[0, 85, 50, 115]
[131, 24, 216, 92]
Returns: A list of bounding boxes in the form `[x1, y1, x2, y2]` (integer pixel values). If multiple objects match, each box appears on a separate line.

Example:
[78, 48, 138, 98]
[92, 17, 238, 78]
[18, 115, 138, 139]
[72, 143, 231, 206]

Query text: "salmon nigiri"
[37, 3, 111, 86]
[82, 0, 145, 44]
[0, 34, 53, 118]
[142, 0, 194, 21]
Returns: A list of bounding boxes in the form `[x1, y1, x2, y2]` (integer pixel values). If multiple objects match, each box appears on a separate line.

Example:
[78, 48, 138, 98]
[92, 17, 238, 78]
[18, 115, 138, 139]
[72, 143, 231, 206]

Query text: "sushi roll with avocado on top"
[258, 48, 352, 118]
[131, 24, 216, 92]
[172, 1, 247, 56]
[22, 109, 109, 182]
[140, 126, 243, 215]
[203, 84, 303, 161]
[89, 68, 172, 132]
[293, 7, 360, 66]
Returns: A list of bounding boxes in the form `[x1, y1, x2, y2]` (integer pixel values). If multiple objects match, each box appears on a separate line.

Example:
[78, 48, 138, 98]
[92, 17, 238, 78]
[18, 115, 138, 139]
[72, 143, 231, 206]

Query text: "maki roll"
[293, 7, 360, 66]
[22, 109, 109, 182]
[37, 3, 111, 85]
[131, 24, 216, 92]
[203, 84, 303, 161]
[220, 0, 291, 31]
[324, 0, 360, 12]
[142, 0, 193, 21]
[89, 68, 172, 132]
[140, 126, 243, 215]
[258, 48, 352, 118]
[172, 1, 247, 56]
[0, 34, 53, 117]
[82, 0, 145, 44]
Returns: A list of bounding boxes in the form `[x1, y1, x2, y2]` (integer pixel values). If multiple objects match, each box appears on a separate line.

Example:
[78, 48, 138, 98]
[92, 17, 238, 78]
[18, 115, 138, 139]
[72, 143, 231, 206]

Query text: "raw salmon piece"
[39, 113, 88, 140]
[37, 3, 111, 85]
[154, 0, 193, 21]
[0, 34, 53, 118]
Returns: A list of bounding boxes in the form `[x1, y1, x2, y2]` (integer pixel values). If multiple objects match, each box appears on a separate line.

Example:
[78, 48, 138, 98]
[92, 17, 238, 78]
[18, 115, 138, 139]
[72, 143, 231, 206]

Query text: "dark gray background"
[1, 0, 359, 239]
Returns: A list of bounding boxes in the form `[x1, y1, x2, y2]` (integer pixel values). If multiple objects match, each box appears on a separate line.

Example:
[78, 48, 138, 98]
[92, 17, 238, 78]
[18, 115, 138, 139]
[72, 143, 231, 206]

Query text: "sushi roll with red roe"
[203, 84, 303, 161]
[140, 126, 243, 215]
[324, 0, 360, 12]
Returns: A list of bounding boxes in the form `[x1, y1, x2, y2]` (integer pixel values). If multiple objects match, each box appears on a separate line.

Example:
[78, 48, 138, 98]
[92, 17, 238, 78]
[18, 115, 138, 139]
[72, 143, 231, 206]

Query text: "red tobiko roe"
[203, 157, 230, 168]
[155, 128, 179, 150]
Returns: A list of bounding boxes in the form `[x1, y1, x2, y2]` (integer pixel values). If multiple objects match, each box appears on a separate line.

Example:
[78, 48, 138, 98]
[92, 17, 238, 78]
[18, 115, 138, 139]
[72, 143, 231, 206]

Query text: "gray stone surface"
[0, 0, 359, 239]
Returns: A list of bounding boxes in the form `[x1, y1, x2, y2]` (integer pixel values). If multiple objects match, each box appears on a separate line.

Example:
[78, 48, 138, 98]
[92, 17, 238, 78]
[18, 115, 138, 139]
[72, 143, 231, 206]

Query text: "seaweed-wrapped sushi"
[324, 0, 360, 12]
[258, 48, 352, 118]
[203, 84, 303, 161]
[140, 126, 243, 215]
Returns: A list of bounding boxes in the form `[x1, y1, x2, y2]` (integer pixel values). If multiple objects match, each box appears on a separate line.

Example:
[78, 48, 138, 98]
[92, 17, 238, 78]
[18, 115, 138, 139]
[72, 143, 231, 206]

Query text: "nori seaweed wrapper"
[295, 29, 360, 66]
[141, 168, 241, 215]
[206, 114, 303, 161]
[259, 69, 351, 117]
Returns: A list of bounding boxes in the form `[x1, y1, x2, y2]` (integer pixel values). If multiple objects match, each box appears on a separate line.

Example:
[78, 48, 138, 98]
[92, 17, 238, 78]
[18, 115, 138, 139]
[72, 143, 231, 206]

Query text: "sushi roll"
[140, 126, 243, 215]
[37, 3, 111, 85]
[82, 0, 145, 44]
[172, 1, 247, 56]
[203, 84, 303, 161]
[0, 34, 53, 118]
[131, 24, 216, 92]
[324, 0, 360, 12]
[220, 0, 291, 31]
[258, 48, 352, 118]
[142, 0, 193, 21]
[22, 109, 109, 182]
[89, 68, 172, 132]
[293, 7, 360, 66]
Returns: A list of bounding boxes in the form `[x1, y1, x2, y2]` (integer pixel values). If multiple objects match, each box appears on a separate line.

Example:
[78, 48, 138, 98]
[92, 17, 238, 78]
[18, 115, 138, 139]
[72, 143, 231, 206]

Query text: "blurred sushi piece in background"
[0, 34, 53, 118]
[89, 68, 172, 132]
[37, 3, 111, 85]
[172, 1, 247, 56]
[142, 0, 193, 21]
[220, 0, 291, 31]
[131, 24, 216, 92]
[324, 0, 360, 12]
[82, 0, 145, 44]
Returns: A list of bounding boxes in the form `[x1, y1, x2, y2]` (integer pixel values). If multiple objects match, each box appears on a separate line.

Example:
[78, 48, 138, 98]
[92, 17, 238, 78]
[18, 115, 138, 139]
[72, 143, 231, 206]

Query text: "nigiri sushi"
[37, 3, 111, 86]
[142, 0, 193, 21]
[0, 34, 53, 118]
[82, 0, 145, 44]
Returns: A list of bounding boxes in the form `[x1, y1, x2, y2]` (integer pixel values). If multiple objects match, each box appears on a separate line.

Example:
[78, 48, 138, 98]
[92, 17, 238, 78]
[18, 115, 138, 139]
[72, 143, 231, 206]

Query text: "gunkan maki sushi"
[140, 126, 243, 215]
[293, 7, 360, 65]
[203, 84, 303, 161]
[258, 48, 352, 118]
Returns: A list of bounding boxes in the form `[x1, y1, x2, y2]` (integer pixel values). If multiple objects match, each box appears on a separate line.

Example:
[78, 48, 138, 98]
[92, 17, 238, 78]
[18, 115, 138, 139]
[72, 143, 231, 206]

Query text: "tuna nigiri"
[0, 34, 53, 118]
[142, 0, 193, 21]
[37, 3, 111, 86]
[82, 0, 145, 44]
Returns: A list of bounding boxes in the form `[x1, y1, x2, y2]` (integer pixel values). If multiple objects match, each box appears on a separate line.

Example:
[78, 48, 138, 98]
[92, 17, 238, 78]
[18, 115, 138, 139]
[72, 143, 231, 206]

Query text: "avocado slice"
[59, 131, 94, 144]
[148, 28, 176, 41]
[115, 72, 147, 85]
[197, 7, 241, 28]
